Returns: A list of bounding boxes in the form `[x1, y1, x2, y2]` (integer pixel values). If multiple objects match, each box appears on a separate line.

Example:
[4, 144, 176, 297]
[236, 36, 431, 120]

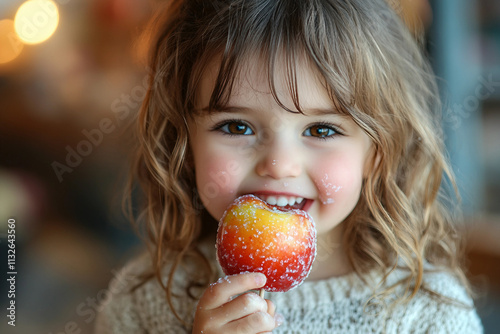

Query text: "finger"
[274, 312, 284, 327]
[199, 272, 267, 310]
[225, 311, 276, 333]
[265, 300, 284, 328]
[266, 299, 275, 318]
[213, 292, 268, 322]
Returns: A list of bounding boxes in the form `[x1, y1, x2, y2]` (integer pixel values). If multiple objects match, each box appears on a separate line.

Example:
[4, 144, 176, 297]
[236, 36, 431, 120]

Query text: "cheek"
[195, 155, 244, 218]
[313, 154, 364, 206]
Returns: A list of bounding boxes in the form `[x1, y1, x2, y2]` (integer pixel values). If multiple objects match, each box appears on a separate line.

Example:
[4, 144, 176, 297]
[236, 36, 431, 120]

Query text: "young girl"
[95, 0, 483, 332]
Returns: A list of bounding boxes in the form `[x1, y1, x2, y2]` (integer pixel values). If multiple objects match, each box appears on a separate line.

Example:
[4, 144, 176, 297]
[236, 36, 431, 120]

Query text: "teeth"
[267, 196, 277, 205]
[276, 197, 289, 206]
[259, 195, 303, 207]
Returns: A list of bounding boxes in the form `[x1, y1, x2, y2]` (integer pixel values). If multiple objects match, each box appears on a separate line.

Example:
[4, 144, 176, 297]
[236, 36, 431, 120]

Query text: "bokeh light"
[0, 19, 24, 64]
[14, 0, 59, 45]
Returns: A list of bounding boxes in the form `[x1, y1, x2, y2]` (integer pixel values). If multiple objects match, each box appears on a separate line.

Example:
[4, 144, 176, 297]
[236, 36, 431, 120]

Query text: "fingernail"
[275, 313, 284, 326]
[255, 273, 266, 286]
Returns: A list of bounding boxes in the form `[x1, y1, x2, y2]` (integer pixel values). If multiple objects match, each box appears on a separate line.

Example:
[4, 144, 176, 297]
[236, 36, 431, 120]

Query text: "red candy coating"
[216, 195, 317, 292]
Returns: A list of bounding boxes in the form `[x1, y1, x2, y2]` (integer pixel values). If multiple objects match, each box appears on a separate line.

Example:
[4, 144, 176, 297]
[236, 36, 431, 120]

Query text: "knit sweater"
[95, 243, 483, 334]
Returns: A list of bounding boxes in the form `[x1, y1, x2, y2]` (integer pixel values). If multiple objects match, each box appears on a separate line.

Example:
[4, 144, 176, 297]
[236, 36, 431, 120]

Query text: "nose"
[255, 137, 302, 179]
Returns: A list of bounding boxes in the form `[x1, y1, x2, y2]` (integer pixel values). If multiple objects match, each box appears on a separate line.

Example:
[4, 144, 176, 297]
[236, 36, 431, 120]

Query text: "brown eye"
[304, 125, 336, 138]
[219, 121, 254, 135]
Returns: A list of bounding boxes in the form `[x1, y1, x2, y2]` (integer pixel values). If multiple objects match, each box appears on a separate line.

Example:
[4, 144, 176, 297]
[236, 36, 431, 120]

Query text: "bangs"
[182, 0, 420, 147]
[188, 0, 356, 117]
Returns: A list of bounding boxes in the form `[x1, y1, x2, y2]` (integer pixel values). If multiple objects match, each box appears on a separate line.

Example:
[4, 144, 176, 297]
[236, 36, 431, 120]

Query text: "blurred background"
[0, 0, 499, 333]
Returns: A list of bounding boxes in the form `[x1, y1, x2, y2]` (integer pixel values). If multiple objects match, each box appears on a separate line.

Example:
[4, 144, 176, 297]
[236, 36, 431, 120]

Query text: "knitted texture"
[95, 243, 483, 334]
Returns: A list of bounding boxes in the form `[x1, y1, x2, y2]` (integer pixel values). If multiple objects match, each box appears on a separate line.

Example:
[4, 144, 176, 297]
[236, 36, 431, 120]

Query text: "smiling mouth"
[252, 194, 311, 212]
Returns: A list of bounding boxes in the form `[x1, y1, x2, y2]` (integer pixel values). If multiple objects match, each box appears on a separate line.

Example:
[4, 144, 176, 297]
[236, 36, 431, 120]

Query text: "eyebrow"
[304, 108, 343, 116]
[200, 105, 251, 113]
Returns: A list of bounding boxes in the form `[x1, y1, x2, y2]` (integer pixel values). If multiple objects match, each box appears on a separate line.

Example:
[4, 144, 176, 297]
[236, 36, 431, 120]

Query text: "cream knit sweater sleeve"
[95, 247, 483, 334]
[94, 250, 204, 334]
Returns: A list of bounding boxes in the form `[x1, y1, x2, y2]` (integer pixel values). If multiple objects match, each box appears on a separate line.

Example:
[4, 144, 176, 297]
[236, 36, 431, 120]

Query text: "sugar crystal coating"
[216, 195, 317, 292]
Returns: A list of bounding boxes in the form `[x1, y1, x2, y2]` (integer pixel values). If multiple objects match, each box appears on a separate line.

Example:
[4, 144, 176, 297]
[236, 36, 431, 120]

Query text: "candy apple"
[216, 194, 317, 292]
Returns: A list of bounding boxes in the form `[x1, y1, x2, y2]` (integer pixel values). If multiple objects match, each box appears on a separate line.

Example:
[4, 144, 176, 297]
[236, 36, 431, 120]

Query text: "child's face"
[189, 56, 372, 238]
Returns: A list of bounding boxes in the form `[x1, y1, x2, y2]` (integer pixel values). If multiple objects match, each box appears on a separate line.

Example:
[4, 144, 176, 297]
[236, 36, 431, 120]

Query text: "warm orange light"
[14, 0, 59, 45]
[0, 20, 24, 64]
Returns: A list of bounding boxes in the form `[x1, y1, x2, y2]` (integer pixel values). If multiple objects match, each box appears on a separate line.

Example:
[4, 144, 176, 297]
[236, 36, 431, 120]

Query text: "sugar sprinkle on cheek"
[318, 174, 343, 205]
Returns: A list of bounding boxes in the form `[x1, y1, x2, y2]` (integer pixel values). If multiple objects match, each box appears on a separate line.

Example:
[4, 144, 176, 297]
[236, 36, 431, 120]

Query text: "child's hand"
[192, 272, 283, 334]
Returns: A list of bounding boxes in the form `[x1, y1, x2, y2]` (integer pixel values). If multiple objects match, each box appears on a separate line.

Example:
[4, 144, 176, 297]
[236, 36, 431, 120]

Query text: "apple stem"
[259, 288, 265, 299]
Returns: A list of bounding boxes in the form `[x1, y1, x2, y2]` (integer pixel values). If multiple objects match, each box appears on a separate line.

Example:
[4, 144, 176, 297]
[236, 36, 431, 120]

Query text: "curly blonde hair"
[128, 0, 469, 322]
